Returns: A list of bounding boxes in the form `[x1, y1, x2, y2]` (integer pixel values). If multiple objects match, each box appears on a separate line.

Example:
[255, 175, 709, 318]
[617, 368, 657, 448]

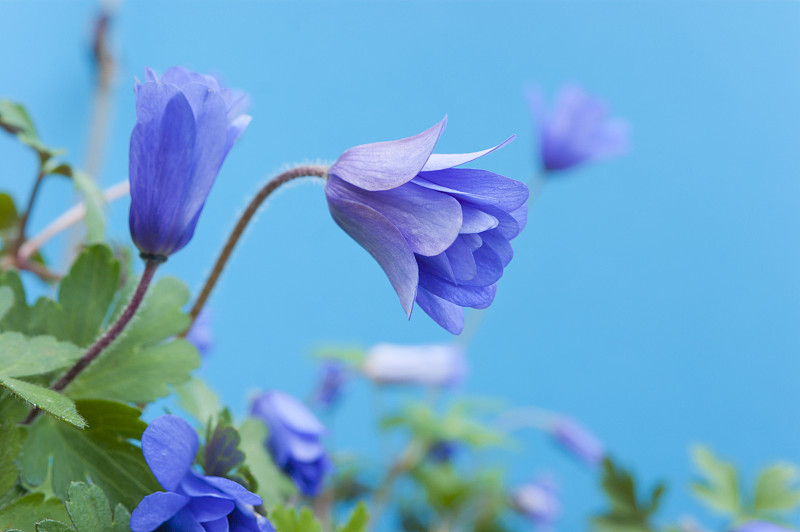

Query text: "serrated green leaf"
[65, 482, 112, 531]
[111, 504, 131, 532]
[0, 422, 22, 498]
[70, 172, 105, 244]
[20, 400, 159, 510]
[35, 520, 74, 531]
[0, 378, 85, 427]
[67, 339, 199, 404]
[691, 446, 740, 514]
[753, 463, 800, 512]
[0, 332, 82, 378]
[0, 193, 18, 231]
[0, 286, 13, 321]
[239, 419, 296, 509]
[0, 492, 70, 532]
[64, 275, 197, 404]
[175, 378, 220, 426]
[30, 245, 120, 347]
[592, 457, 663, 532]
[336, 502, 369, 532]
[269, 505, 323, 532]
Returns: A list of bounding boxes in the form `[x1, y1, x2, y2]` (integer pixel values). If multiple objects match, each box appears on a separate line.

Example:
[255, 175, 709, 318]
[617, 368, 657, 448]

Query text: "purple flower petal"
[252, 391, 325, 436]
[415, 287, 465, 334]
[418, 271, 497, 307]
[326, 190, 419, 316]
[326, 176, 462, 257]
[459, 204, 498, 234]
[202, 517, 230, 532]
[142, 415, 198, 491]
[551, 417, 605, 466]
[160, 507, 205, 532]
[130, 491, 189, 532]
[187, 497, 235, 523]
[202, 475, 263, 507]
[415, 168, 529, 212]
[421, 135, 515, 172]
[330, 118, 446, 191]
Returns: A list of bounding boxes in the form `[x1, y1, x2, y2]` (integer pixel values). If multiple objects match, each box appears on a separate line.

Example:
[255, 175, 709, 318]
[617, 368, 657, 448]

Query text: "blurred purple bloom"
[185, 308, 213, 358]
[550, 416, 605, 466]
[325, 117, 528, 334]
[129, 66, 251, 258]
[363, 343, 466, 387]
[313, 360, 349, 409]
[428, 440, 458, 463]
[527, 85, 628, 173]
[732, 523, 795, 532]
[512, 477, 561, 529]
[250, 391, 332, 497]
[130, 415, 273, 532]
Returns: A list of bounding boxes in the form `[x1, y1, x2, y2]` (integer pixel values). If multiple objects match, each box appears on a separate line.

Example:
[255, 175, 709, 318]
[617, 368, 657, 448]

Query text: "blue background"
[2, 1, 799, 529]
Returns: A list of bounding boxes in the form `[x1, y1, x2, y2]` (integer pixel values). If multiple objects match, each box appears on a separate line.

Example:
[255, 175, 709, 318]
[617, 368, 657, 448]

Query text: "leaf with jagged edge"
[691, 446, 741, 515]
[0, 492, 71, 532]
[336, 503, 369, 532]
[19, 400, 159, 510]
[753, 463, 800, 513]
[0, 378, 84, 428]
[27, 245, 120, 347]
[0, 422, 22, 499]
[269, 505, 322, 532]
[64, 482, 131, 532]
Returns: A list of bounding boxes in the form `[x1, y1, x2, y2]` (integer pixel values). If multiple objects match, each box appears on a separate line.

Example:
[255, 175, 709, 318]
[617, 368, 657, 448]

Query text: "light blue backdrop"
[2, 1, 799, 529]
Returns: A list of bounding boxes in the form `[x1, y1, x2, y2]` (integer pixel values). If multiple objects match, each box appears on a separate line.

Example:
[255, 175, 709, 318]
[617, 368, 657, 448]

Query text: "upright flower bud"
[129, 66, 251, 258]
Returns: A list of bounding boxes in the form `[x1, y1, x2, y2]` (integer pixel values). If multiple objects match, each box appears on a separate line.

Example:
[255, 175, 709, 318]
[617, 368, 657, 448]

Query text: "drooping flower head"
[186, 308, 214, 358]
[549, 416, 605, 466]
[527, 84, 629, 173]
[250, 390, 332, 497]
[511, 476, 561, 530]
[325, 118, 527, 334]
[130, 415, 273, 532]
[362, 343, 466, 387]
[129, 66, 251, 258]
[312, 360, 349, 409]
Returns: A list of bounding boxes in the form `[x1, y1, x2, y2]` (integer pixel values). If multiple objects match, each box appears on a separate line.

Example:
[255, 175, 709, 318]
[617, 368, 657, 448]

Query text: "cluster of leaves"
[691, 446, 800, 528]
[0, 243, 202, 530]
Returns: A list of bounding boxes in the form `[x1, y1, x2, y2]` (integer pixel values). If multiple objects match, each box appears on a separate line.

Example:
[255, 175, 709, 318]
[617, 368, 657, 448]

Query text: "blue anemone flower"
[130, 415, 273, 532]
[527, 84, 629, 173]
[129, 66, 251, 258]
[250, 391, 332, 497]
[325, 117, 527, 334]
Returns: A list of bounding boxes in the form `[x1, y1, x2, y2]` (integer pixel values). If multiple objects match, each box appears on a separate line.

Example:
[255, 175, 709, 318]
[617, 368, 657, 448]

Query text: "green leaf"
[70, 171, 105, 244]
[0, 286, 14, 321]
[30, 245, 120, 347]
[0, 332, 82, 378]
[66, 276, 198, 404]
[67, 339, 199, 404]
[753, 463, 800, 512]
[64, 482, 116, 532]
[0, 193, 18, 230]
[691, 446, 740, 515]
[0, 493, 70, 532]
[0, 422, 23, 498]
[19, 400, 159, 510]
[336, 502, 369, 532]
[269, 505, 322, 532]
[239, 418, 296, 509]
[111, 504, 131, 532]
[591, 457, 663, 532]
[0, 378, 85, 427]
[0, 100, 37, 141]
[35, 520, 74, 532]
[175, 378, 220, 426]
